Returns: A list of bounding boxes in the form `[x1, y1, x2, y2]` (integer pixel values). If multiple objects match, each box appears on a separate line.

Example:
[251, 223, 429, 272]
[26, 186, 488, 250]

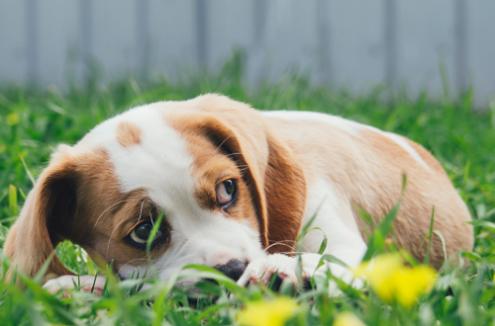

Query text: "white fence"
[0, 0, 494, 105]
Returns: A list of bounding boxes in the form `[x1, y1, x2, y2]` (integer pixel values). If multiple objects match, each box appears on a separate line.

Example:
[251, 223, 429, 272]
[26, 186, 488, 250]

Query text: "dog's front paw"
[237, 254, 317, 289]
[43, 275, 106, 296]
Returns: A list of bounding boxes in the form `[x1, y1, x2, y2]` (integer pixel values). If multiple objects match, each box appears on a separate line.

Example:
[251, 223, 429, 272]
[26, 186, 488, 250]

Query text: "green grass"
[0, 60, 494, 325]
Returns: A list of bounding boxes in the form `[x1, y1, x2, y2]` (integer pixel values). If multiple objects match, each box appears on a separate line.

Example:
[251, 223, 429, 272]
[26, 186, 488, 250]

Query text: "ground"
[0, 63, 494, 325]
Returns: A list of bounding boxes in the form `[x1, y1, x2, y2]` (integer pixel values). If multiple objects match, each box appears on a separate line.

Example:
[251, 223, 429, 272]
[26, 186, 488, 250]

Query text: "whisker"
[137, 200, 146, 224]
[264, 240, 297, 253]
[92, 199, 131, 231]
[122, 257, 149, 266]
[224, 152, 242, 158]
[214, 135, 233, 153]
[237, 167, 250, 173]
[194, 150, 242, 172]
[105, 227, 121, 258]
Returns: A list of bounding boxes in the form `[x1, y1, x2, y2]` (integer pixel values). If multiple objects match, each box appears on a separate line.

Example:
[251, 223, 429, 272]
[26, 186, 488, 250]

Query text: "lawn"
[0, 62, 494, 325]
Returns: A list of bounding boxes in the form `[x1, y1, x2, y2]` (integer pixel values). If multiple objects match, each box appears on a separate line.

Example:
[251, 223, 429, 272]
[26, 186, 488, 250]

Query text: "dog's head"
[4, 94, 306, 282]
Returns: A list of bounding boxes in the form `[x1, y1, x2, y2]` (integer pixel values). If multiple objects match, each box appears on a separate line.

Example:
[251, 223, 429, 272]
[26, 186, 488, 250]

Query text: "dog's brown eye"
[127, 222, 163, 249]
[216, 179, 237, 207]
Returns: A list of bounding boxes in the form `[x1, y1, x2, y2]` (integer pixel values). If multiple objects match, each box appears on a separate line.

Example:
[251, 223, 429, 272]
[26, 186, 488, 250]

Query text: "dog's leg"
[237, 248, 366, 293]
[239, 180, 367, 292]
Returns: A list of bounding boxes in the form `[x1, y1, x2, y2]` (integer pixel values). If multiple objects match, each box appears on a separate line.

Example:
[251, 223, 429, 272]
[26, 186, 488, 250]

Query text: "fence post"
[384, 0, 398, 95]
[136, 0, 150, 81]
[316, 0, 332, 86]
[253, 0, 267, 47]
[195, 0, 209, 71]
[79, 0, 93, 85]
[25, 0, 39, 86]
[454, 0, 468, 96]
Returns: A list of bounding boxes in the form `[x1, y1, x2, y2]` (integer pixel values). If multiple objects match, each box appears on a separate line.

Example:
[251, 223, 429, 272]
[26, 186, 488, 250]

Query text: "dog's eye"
[127, 222, 163, 249]
[216, 179, 237, 207]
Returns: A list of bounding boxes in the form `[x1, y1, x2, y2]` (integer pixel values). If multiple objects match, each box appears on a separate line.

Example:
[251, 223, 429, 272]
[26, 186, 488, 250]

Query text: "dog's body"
[4, 94, 473, 291]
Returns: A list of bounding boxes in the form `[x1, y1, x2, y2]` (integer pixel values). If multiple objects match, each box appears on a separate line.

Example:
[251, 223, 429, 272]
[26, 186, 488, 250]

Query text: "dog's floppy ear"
[263, 132, 306, 253]
[4, 151, 78, 279]
[173, 94, 306, 253]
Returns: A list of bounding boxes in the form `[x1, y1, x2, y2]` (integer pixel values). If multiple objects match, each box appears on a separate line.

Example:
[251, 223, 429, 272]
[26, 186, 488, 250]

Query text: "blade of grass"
[146, 212, 165, 254]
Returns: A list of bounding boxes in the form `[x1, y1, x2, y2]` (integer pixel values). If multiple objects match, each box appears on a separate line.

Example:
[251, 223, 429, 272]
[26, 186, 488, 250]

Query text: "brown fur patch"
[4, 148, 169, 279]
[168, 116, 260, 231]
[350, 129, 472, 267]
[165, 95, 307, 253]
[116, 121, 141, 147]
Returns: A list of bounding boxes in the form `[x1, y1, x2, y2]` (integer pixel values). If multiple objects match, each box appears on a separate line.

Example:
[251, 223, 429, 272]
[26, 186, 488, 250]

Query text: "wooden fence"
[0, 0, 493, 105]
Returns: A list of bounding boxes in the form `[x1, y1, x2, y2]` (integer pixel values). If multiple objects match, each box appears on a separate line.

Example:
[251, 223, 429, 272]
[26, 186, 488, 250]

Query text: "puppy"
[4, 94, 473, 292]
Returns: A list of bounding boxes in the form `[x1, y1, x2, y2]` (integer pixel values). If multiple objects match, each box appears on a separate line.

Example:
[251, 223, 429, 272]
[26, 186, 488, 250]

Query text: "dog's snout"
[215, 259, 247, 281]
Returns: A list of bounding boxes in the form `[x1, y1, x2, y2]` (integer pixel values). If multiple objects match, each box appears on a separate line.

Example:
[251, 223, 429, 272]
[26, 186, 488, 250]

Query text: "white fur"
[300, 179, 367, 268]
[237, 253, 319, 285]
[262, 110, 365, 135]
[76, 103, 266, 282]
[44, 275, 106, 295]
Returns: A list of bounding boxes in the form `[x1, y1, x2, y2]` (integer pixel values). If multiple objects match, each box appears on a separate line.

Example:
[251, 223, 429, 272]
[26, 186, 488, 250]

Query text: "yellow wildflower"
[237, 297, 298, 326]
[333, 312, 366, 326]
[391, 265, 437, 307]
[6, 112, 20, 126]
[354, 253, 403, 302]
[354, 253, 437, 308]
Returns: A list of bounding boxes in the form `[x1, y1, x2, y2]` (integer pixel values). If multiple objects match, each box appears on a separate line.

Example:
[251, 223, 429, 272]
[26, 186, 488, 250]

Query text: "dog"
[4, 94, 473, 293]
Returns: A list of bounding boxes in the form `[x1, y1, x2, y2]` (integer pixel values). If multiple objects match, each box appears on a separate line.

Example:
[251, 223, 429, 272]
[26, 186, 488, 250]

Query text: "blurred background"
[0, 0, 493, 107]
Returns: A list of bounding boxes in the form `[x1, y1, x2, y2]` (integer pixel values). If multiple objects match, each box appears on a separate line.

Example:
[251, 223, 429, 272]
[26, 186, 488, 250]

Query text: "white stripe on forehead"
[76, 102, 197, 210]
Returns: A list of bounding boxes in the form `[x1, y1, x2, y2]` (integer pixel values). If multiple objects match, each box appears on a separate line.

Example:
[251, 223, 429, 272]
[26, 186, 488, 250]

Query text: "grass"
[0, 59, 494, 325]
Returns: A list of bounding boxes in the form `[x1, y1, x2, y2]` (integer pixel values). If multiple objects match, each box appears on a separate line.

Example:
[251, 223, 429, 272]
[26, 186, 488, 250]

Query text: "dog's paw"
[237, 254, 318, 289]
[43, 275, 106, 296]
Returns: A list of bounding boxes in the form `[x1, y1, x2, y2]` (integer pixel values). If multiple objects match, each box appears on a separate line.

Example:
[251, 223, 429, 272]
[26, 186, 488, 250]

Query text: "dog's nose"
[215, 259, 247, 281]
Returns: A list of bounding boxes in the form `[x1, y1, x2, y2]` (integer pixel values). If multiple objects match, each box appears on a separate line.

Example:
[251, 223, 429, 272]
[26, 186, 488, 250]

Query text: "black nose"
[215, 259, 247, 281]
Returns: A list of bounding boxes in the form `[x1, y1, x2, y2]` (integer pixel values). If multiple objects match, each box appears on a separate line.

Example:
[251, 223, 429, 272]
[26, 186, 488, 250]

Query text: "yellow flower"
[354, 253, 403, 302]
[237, 297, 298, 326]
[392, 265, 437, 307]
[333, 312, 366, 326]
[6, 112, 20, 126]
[354, 253, 437, 308]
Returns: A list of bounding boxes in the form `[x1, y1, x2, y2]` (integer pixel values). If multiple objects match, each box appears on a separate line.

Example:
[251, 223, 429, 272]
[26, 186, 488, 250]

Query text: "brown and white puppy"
[4, 94, 473, 292]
